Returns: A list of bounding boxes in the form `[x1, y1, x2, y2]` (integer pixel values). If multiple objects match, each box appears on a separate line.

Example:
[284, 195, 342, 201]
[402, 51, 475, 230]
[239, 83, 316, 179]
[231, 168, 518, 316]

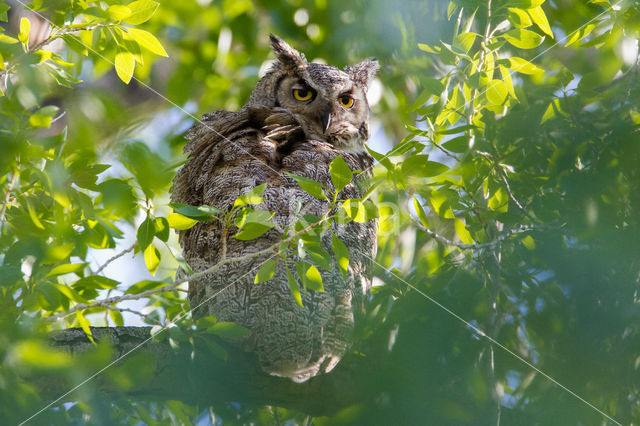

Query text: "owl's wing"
[171, 109, 252, 208]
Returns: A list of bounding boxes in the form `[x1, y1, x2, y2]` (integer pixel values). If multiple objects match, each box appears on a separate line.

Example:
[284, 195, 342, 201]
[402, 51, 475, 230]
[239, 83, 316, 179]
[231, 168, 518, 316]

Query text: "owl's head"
[248, 35, 379, 152]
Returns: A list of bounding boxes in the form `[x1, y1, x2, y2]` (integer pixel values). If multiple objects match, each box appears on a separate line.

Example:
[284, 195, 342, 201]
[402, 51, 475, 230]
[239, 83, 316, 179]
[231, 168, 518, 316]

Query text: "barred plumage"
[171, 35, 378, 382]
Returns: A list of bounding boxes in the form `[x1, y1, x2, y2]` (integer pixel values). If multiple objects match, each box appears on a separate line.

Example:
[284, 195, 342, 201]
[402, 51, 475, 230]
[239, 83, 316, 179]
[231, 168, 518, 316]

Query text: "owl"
[170, 35, 379, 382]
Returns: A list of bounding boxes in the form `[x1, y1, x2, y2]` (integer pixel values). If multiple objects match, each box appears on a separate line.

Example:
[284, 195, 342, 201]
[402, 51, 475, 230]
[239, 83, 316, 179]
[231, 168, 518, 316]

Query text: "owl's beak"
[321, 107, 332, 134]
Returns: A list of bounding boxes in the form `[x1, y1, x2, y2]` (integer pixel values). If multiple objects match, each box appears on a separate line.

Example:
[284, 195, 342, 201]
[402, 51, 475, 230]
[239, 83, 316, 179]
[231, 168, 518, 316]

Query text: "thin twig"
[413, 218, 545, 250]
[95, 242, 137, 275]
[103, 305, 163, 326]
[46, 212, 332, 321]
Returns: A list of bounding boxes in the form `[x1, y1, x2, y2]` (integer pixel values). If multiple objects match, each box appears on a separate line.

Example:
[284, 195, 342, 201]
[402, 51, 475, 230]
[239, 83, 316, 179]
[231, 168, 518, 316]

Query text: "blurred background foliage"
[1, 0, 640, 424]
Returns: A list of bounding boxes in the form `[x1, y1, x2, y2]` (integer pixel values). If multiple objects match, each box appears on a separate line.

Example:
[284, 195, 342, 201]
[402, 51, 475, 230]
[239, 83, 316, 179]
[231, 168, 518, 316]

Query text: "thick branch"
[36, 327, 368, 417]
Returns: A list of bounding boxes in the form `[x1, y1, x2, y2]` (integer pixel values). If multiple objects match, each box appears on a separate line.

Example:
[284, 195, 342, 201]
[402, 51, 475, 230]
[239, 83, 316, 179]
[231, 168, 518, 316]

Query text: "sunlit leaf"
[296, 262, 324, 292]
[76, 310, 95, 343]
[499, 57, 544, 75]
[18, 17, 30, 46]
[107, 5, 132, 21]
[115, 51, 136, 84]
[527, 6, 553, 38]
[29, 105, 59, 128]
[154, 217, 170, 242]
[234, 183, 267, 207]
[486, 80, 508, 105]
[47, 263, 86, 277]
[332, 234, 349, 279]
[454, 218, 474, 245]
[144, 245, 161, 275]
[507, 8, 532, 28]
[254, 258, 277, 283]
[127, 28, 168, 57]
[125, 0, 160, 25]
[502, 29, 545, 49]
[167, 213, 198, 230]
[286, 268, 303, 307]
[13, 340, 71, 369]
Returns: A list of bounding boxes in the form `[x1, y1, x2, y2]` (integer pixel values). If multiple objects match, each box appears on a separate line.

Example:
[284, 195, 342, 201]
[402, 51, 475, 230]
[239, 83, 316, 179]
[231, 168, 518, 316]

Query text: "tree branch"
[35, 326, 368, 417]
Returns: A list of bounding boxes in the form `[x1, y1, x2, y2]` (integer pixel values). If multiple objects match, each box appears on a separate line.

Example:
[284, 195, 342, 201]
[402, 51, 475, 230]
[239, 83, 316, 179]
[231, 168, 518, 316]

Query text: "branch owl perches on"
[171, 35, 379, 382]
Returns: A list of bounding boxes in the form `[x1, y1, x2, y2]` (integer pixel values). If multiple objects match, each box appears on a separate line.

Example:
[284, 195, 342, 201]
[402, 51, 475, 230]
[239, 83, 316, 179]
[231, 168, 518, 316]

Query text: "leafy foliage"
[1, 0, 640, 424]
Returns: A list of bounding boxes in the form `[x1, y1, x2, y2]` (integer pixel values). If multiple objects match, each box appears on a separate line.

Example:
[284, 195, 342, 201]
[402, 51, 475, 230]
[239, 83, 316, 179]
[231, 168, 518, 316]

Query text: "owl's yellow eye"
[293, 88, 314, 101]
[339, 95, 354, 108]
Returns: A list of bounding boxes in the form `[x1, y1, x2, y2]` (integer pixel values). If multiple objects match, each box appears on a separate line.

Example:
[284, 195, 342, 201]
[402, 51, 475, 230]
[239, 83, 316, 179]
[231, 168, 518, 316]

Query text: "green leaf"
[169, 203, 219, 220]
[125, 280, 167, 295]
[233, 183, 267, 207]
[254, 258, 277, 283]
[107, 5, 132, 21]
[296, 262, 324, 292]
[60, 34, 88, 55]
[233, 222, 273, 240]
[125, 0, 160, 25]
[442, 136, 469, 153]
[488, 187, 508, 212]
[44, 243, 75, 263]
[208, 322, 252, 339]
[499, 57, 544, 75]
[13, 340, 72, 369]
[286, 269, 303, 307]
[454, 218, 474, 245]
[502, 29, 545, 49]
[0, 3, 9, 21]
[401, 155, 449, 178]
[329, 156, 354, 193]
[0, 33, 19, 44]
[528, 6, 553, 38]
[166, 213, 198, 230]
[144, 245, 161, 276]
[486, 80, 508, 105]
[18, 17, 30, 46]
[508, 8, 532, 28]
[76, 310, 95, 343]
[29, 105, 59, 128]
[510, 0, 546, 7]
[47, 263, 85, 277]
[73, 276, 120, 290]
[137, 216, 155, 251]
[126, 27, 168, 57]
[342, 199, 376, 223]
[413, 197, 430, 229]
[418, 43, 440, 54]
[195, 315, 218, 330]
[154, 217, 170, 242]
[332, 234, 349, 279]
[284, 172, 328, 200]
[453, 32, 477, 53]
[109, 309, 124, 326]
[521, 235, 536, 250]
[115, 51, 135, 84]
[235, 208, 274, 228]
[565, 23, 596, 47]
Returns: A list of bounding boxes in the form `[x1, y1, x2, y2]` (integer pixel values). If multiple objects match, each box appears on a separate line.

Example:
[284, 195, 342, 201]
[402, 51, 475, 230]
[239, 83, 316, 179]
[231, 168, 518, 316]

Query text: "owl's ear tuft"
[270, 34, 306, 70]
[346, 58, 379, 89]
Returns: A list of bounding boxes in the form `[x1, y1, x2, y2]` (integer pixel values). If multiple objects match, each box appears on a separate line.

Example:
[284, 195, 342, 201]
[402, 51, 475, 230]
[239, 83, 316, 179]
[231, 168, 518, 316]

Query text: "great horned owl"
[171, 35, 378, 382]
